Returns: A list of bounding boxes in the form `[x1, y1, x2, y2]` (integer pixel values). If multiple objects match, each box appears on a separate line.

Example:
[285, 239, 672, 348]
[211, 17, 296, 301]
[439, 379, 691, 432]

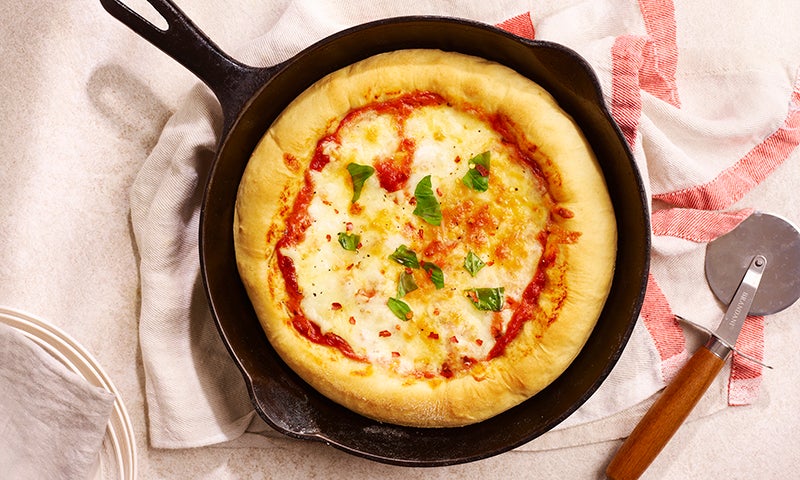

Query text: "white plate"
[0, 306, 137, 480]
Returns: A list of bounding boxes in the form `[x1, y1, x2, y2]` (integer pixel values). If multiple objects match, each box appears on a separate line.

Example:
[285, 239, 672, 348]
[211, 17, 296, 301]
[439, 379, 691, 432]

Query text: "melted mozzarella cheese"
[282, 101, 547, 376]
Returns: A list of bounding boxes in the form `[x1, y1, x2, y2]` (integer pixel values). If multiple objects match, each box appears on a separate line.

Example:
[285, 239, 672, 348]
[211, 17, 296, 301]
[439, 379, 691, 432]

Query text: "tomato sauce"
[490, 113, 549, 184]
[487, 233, 555, 360]
[273, 90, 563, 376]
[274, 92, 451, 361]
[374, 156, 411, 192]
[274, 131, 367, 359]
[291, 315, 366, 362]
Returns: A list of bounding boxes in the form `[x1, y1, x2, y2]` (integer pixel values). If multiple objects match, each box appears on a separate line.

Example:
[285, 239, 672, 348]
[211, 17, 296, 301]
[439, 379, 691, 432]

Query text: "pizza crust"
[234, 49, 616, 427]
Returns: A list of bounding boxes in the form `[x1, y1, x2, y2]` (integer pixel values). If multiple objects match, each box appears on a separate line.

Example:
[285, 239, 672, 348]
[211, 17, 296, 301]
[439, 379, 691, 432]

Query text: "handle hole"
[122, 0, 169, 31]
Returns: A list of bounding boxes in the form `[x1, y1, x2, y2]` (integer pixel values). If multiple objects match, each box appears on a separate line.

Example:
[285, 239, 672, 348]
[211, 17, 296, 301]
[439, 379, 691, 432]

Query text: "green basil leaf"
[337, 232, 360, 251]
[464, 250, 486, 277]
[346, 162, 375, 203]
[412, 175, 442, 226]
[387, 297, 413, 321]
[464, 287, 505, 312]
[388, 244, 420, 269]
[421, 261, 444, 289]
[461, 151, 491, 192]
[397, 270, 419, 297]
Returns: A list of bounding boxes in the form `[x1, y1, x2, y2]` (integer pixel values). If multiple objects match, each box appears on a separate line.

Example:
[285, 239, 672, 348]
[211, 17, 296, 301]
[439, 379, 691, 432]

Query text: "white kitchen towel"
[129, 0, 800, 449]
[0, 323, 116, 479]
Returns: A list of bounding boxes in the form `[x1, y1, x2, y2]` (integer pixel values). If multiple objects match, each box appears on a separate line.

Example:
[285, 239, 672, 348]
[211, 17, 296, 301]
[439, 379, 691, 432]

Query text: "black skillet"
[100, 0, 650, 466]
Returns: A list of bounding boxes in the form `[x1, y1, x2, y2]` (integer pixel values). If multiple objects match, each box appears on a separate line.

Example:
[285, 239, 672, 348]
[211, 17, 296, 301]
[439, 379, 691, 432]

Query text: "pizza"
[233, 49, 616, 427]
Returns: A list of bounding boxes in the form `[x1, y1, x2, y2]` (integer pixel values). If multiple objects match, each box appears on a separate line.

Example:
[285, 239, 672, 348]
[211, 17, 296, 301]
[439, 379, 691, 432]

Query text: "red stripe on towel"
[611, 35, 648, 148]
[729, 316, 765, 406]
[651, 208, 753, 242]
[611, 34, 690, 381]
[612, 0, 681, 147]
[651, 207, 763, 404]
[654, 72, 800, 209]
[496, 12, 535, 40]
[640, 273, 686, 381]
[638, 0, 681, 107]
[609, 5, 779, 405]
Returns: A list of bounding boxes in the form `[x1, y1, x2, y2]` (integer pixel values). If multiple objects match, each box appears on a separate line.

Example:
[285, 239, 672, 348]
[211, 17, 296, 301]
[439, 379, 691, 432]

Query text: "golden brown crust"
[234, 49, 616, 427]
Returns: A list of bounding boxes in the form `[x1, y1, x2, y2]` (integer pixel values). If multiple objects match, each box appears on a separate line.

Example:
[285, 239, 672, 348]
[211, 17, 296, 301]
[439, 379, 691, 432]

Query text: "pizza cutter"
[606, 211, 800, 480]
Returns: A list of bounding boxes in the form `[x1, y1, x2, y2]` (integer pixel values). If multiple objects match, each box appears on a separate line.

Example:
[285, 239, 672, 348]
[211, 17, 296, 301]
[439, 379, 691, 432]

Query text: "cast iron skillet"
[101, 0, 650, 466]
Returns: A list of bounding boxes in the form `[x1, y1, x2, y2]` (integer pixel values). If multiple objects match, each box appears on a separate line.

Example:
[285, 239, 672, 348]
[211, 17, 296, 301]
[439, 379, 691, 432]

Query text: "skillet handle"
[99, 0, 273, 131]
[605, 345, 726, 479]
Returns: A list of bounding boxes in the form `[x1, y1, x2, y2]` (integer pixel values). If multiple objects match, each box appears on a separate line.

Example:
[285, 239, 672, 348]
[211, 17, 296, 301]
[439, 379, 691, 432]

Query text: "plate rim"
[0, 305, 137, 480]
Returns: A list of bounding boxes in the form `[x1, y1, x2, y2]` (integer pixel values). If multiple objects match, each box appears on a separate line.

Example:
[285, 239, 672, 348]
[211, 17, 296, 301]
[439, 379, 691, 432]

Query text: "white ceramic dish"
[0, 306, 137, 480]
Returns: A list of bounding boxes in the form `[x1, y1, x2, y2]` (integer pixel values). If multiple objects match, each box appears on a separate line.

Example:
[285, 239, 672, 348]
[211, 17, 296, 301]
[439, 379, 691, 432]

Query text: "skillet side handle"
[605, 346, 726, 480]
[99, 0, 272, 131]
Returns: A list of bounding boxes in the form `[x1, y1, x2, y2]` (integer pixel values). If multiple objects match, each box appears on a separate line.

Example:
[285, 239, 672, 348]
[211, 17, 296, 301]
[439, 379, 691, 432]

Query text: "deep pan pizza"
[233, 49, 616, 427]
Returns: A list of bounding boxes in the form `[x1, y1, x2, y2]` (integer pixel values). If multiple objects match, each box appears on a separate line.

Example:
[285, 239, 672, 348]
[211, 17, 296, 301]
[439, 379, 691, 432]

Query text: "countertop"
[1, 1, 798, 478]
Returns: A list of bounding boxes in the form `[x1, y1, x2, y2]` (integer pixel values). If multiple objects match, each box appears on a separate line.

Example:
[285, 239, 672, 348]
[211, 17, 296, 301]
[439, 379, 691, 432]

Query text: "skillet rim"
[198, 15, 650, 466]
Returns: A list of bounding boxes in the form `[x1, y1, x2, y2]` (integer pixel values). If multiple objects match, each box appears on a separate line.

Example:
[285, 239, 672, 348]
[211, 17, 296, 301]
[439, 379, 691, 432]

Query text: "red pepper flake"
[428, 332, 439, 340]
[345, 222, 354, 232]
[491, 325, 503, 339]
[475, 164, 490, 177]
[391, 351, 400, 358]
[409, 196, 417, 206]
[433, 308, 440, 316]
[379, 330, 392, 337]
[405, 311, 413, 320]
[349, 202, 364, 215]
[436, 187, 443, 197]
[355, 288, 376, 299]
[283, 153, 300, 172]
[454, 156, 462, 163]
[346, 263, 354, 270]
[404, 267, 413, 274]
[331, 302, 342, 310]
[556, 206, 575, 219]
[325, 234, 331, 242]
[348, 316, 356, 325]
[450, 336, 459, 343]
[418, 228, 424, 239]
[441, 363, 454, 378]
[476, 339, 484, 346]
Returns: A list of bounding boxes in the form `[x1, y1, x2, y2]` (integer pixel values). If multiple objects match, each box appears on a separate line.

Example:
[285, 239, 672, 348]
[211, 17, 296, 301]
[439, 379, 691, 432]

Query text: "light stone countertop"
[1, 1, 798, 479]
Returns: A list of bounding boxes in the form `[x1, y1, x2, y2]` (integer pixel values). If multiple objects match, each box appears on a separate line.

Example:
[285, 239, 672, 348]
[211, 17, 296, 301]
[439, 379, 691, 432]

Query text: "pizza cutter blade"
[706, 211, 800, 316]
[606, 211, 800, 480]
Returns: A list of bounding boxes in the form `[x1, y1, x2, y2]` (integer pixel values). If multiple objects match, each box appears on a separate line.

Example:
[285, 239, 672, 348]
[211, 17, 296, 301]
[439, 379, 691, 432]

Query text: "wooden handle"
[605, 346, 726, 480]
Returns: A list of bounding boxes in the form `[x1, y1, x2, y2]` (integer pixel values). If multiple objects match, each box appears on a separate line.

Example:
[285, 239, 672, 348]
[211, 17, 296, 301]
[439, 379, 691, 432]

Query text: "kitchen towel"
[129, 0, 800, 449]
[0, 323, 116, 479]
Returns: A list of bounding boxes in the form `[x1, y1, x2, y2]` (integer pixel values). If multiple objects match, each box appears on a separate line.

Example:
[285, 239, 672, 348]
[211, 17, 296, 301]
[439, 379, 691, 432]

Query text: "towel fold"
[129, 0, 800, 450]
[0, 323, 116, 480]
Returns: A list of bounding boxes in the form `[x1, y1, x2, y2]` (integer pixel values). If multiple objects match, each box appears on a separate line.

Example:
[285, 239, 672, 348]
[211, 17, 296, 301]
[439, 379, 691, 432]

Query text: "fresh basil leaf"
[464, 250, 486, 277]
[421, 261, 444, 289]
[412, 175, 442, 226]
[337, 232, 360, 251]
[388, 244, 420, 269]
[461, 151, 491, 192]
[387, 297, 413, 321]
[464, 287, 505, 312]
[346, 162, 375, 203]
[397, 271, 419, 297]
